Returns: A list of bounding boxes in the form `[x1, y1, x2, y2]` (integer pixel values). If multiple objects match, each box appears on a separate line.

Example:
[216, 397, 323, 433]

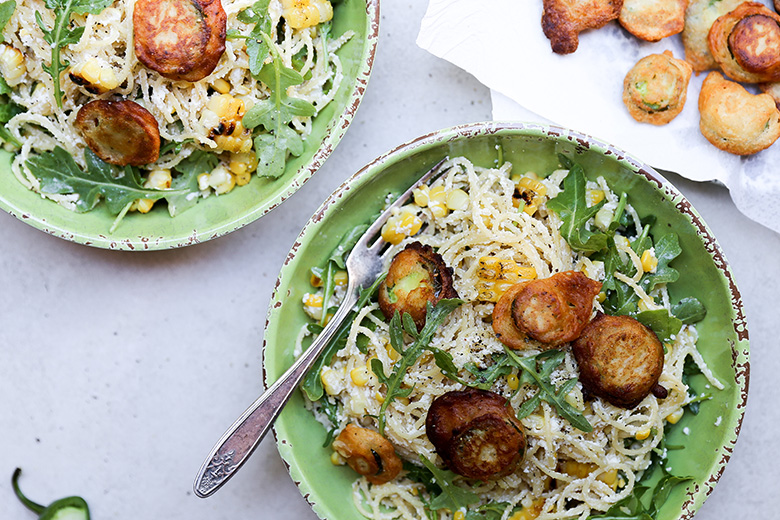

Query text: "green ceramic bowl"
[263, 122, 749, 520]
[0, 0, 379, 250]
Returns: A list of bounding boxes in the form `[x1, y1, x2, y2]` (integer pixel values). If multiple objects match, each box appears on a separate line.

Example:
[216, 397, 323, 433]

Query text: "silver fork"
[193, 157, 449, 498]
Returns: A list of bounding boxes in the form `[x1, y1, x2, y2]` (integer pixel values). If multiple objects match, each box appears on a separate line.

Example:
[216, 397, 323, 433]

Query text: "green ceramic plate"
[263, 122, 749, 520]
[0, 0, 379, 250]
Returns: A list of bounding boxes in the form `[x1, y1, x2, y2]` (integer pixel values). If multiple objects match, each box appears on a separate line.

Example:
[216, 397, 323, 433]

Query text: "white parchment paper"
[417, 0, 780, 233]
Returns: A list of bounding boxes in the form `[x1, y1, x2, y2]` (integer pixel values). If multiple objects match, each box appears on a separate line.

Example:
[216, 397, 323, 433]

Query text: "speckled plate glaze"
[0, 0, 379, 250]
[263, 122, 749, 520]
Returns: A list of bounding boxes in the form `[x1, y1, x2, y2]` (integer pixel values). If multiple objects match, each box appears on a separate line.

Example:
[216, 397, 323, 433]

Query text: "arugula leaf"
[671, 297, 707, 324]
[36, 0, 114, 108]
[635, 309, 682, 343]
[463, 353, 514, 390]
[0, 1, 15, 42]
[465, 503, 516, 520]
[546, 158, 608, 253]
[165, 150, 219, 217]
[504, 348, 593, 432]
[237, 0, 272, 76]
[641, 234, 681, 292]
[373, 299, 463, 435]
[0, 98, 22, 147]
[419, 455, 480, 512]
[301, 273, 386, 402]
[27, 147, 185, 214]
[243, 32, 316, 178]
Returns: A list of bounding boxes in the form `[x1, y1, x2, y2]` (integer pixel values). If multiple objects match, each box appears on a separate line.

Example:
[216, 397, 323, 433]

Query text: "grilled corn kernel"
[454, 512, 466, 520]
[599, 469, 619, 489]
[310, 273, 323, 287]
[211, 78, 231, 94]
[228, 152, 258, 185]
[350, 366, 370, 386]
[635, 428, 651, 441]
[429, 185, 447, 202]
[321, 367, 343, 396]
[281, 0, 333, 29]
[429, 200, 448, 218]
[506, 373, 519, 391]
[203, 94, 253, 153]
[509, 498, 545, 520]
[380, 212, 422, 245]
[330, 451, 345, 465]
[588, 189, 605, 206]
[69, 59, 120, 93]
[517, 176, 547, 197]
[641, 248, 658, 273]
[374, 391, 385, 403]
[477, 257, 537, 301]
[302, 293, 323, 307]
[596, 292, 606, 303]
[562, 460, 593, 479]
[0, 44, 25, 86]
[334, 270, 348, 286]
[446, 188, 469, 210]
[133, 168, 172, 213]
[205, 165, 236, 194]
[666, 409, 684, 424]
[413, 185, 430, 207]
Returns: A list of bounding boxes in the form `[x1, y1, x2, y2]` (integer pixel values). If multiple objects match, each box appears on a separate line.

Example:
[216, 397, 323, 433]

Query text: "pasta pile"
[300, 157, 722, 520]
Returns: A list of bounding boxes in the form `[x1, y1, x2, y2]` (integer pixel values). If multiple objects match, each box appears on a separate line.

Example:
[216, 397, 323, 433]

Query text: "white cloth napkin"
[417, 0, 780, 233]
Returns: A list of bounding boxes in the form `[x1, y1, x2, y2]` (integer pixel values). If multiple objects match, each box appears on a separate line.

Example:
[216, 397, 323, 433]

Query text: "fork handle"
[193, 290, 358, 498]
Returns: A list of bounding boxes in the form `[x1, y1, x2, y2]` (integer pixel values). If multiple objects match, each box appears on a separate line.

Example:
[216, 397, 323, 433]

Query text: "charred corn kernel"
[506, 373, 519, 391]
[477, 257, 537, 301]
[397, 396, 410, 406]
[197, 173, 210, 191]
[517, 176, 547, 197]
[211, 78, 231, 94]
[429, 200, 448, 218]
[281, 0, 333, 29]
[330, 451, 346, 465]
[454, 512, 466, 520]
[381, 212, 422, 244]
[310, 273, 323, 287]
[374, 391, 385, 403]
[562, 460, 594, 479]
[509, 498, 545, 520]
[446, 188, 469, 210]
[323, 312, 334, 325]
[429, 185, 447, 202]
[334, 270, 348, 286]
[641, 248, 658, 273]
[564, 387, 584, 411]
[302, 293, 323, 307]
[203, 94, 253, 153]
[68, 59, 119, 93]
[385, 342, 401, 362]
[350, 366, 370, 386]
[133, 169, 172, 213]
[666, 409, 684, 424]
[228, 152, 258, 182]
[320, 367, 343, 396]
[588, 189, 605, 206]
[0, 44, 25, 86]
[413, 185, 430, 207]
[596, 292, 606, 303]
[635, 428, 651, 441]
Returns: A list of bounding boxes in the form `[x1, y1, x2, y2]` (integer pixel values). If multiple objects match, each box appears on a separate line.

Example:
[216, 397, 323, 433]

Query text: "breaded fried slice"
[75, 100, 160, 166]
[709, 2, 780, 83]
[619, 0, 686, 42]
[682, 0, 743, 72]
[542, 0, 623, 54]
[623, 50, 692, 125]
[699, 71, 780, 155]
[759, 81, 780, 109]
[134, 0, 227, 82]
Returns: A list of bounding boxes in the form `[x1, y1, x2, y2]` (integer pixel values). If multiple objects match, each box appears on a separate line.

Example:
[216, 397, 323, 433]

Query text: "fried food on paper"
[619, 0, 686, 42]
[541, 0, 623, 54]
[708, 2, 780, 83]
[682, 0, 744, 72]
[699, 71, 780, 155]
[623, 50, 692, 125]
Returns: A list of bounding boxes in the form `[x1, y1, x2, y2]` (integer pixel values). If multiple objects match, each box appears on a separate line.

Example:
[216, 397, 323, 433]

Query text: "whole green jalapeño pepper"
[11, 468, 90, 520]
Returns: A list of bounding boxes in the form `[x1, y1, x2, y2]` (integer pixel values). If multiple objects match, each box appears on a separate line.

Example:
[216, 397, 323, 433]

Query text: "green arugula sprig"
[371, 299, 463, 435]
[418, 455, 480, 513]
[242, 32, 316, 178]
[27, 147, 187, 214]
[35, 0, 113, 108]
[503, 347, 593, 433]
[236, 0, 272, 75]
[0, 0, 15, 41]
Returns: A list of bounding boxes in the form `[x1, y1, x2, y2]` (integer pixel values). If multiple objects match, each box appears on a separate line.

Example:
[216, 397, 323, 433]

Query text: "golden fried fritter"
[619, 0, 686, 42]
[709, 2, 780, 83]
[75, 100, 160, 166]
[572, 313, 664, 409]
[332, 425, 402, 485]
[541, 0, 623, 54]
[682, 0, 744, 72]
[698, 71, 780, 155]
[134, 0, 227, 82]
[426, 389, 526, 480]
[378, 242, 458, 330]
[759, 80, 780, 109]
[623, 50, 692, 125]
[492, 271, 601, 350]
